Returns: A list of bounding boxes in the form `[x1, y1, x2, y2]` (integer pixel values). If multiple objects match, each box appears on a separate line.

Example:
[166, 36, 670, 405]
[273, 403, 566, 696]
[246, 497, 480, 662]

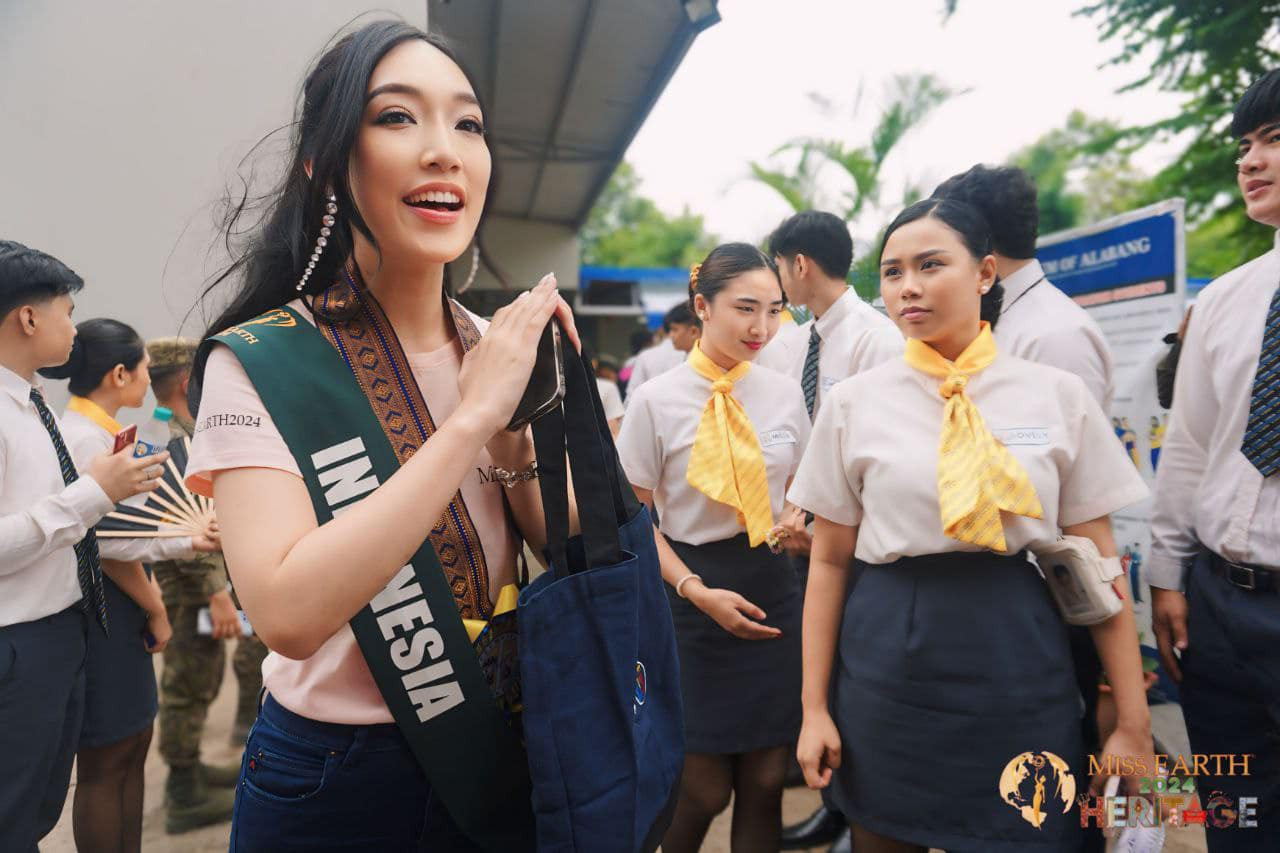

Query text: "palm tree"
[749, 73, 962, 298]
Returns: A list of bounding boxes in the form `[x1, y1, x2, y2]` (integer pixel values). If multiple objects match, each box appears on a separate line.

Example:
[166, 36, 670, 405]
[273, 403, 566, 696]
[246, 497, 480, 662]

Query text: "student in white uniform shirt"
[932, 164, 1119, 853]
[757, 211, 903, 852]
[789, 198, 1153, 853]
[42, 318, 219, 851]
[625, 302, 701, 398]
[933, 164, 1114, 410]
[617, 243, 811, 853]
[1148, 70, 1280, 853]
[758, 210, 902, 418]
[0, 242, 164, 850]
[592, 353, 626, 435]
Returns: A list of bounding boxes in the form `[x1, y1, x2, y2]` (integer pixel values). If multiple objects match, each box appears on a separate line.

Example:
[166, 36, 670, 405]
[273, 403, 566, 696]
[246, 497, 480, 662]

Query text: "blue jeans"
[231, 695, 482, 852]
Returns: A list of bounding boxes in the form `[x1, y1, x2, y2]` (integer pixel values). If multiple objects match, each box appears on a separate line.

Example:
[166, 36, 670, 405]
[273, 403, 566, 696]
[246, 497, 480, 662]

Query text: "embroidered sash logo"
[219, 309, 298, 345]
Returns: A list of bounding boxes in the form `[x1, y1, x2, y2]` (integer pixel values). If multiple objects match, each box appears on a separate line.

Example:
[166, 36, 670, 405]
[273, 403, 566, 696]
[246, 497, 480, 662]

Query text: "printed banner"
[1037, 199, 1187, 684]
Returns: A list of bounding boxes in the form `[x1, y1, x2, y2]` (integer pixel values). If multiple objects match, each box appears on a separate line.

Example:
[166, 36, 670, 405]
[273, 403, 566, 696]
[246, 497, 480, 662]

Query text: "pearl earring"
[457, 244, 480, 294]
[297, 192, 338, 292]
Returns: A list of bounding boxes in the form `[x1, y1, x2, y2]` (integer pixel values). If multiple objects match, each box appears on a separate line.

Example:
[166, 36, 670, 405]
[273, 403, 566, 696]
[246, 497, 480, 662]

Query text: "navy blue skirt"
[829, 551, 1085, 852]
[667, 535, 801, 754]
[80, 574, 158, 748]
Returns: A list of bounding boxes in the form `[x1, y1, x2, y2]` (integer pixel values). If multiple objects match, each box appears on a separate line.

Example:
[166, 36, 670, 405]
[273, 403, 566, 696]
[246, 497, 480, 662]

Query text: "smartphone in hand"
[506, 320, 566, 431]
[112, 424, 138, 454]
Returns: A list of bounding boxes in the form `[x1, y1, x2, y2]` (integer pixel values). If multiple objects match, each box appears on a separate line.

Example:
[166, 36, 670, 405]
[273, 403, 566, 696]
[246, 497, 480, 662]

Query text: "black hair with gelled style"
[687, 243, 785, 311]
[767, 210, 854, 279]
[193, 19, 502, 392]
[932, 164, 1039, 260]
[39, 318, 145, 398]
[0, 240, 84, 320]
[1232, 68, 1280, 139]
[664, 302, 700, 331]
[880, 198, 1005, 329]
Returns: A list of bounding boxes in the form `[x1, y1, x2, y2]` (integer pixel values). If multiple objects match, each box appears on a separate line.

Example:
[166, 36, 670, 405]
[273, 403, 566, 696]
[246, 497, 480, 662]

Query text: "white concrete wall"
[452, 216, 581, 297]
[0, 0, 427, 414]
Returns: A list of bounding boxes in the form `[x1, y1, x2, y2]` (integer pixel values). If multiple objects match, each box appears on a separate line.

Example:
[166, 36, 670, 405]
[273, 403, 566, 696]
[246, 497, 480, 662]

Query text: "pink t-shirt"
[186, 298, 519, 724]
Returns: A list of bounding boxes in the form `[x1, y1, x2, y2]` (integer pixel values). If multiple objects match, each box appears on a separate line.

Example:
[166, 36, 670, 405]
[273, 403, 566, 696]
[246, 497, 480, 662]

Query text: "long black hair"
[195, 20, 500, 385]
[879, 197, 1005, 328]
[39, 318, 145, 397]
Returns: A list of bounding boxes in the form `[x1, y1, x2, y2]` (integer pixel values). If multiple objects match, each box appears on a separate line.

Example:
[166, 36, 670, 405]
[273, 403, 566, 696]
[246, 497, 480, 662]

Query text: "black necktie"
[1242, 283, 1280, 477]
[801, 324, 821, 419]
[30, 388, 108, 634]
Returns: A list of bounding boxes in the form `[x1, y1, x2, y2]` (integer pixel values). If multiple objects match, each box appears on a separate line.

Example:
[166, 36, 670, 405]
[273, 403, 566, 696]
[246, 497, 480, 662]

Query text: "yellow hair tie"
[690, 262, 702, 290]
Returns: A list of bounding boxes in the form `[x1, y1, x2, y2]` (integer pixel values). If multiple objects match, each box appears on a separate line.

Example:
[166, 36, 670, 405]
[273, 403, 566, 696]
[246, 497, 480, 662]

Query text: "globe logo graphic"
[998, 751, 1076, 829]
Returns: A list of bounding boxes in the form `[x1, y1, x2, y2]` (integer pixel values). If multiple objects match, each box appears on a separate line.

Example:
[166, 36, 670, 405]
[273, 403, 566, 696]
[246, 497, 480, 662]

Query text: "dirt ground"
[43, 662, 1207, 852]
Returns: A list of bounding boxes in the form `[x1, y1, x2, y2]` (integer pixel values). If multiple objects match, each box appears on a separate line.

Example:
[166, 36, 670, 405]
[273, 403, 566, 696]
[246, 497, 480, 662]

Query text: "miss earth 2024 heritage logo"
[999, 751, 1077, 829]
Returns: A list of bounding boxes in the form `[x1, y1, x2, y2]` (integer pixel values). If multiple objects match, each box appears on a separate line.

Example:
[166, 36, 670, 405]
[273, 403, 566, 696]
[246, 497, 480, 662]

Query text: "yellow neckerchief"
[67, 395, 124, 435]
[685, 342, 776, 548]
[903, 323, 1043, 552]
[463, 584, 519, 643]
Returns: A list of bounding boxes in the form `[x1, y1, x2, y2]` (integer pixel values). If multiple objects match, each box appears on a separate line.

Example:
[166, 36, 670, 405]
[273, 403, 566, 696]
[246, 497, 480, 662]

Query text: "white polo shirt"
[787, 352, 1148, 564]
[618, 360, 811, 545]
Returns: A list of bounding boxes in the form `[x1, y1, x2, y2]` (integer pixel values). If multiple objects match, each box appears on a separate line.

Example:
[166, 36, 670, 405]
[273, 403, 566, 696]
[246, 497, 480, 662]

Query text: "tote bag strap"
[580, 353, 643, 523]
[531, 325, 625, 578]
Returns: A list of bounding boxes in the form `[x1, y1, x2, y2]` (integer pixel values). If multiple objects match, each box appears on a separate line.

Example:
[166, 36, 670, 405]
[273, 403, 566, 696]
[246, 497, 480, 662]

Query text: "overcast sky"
[624, 0, 1186, 247]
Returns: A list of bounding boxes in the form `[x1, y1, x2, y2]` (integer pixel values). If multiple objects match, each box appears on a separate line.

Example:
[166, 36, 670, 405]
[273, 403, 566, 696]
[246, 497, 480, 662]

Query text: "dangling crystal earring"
[297, 192, 338, 292]
[457, 243, 481, 294]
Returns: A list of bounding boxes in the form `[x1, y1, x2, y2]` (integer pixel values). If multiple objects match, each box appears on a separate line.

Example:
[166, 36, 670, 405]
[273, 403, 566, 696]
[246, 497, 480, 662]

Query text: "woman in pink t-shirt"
[186, 20, 578, 851]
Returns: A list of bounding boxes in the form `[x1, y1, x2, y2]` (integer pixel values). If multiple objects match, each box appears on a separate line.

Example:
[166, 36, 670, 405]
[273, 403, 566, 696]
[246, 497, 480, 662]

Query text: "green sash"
[204, 305, 534, 851]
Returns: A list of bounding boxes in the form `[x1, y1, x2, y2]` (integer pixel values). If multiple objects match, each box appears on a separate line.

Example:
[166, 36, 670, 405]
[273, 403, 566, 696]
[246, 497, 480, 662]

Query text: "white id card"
[197, 607, 255, 637]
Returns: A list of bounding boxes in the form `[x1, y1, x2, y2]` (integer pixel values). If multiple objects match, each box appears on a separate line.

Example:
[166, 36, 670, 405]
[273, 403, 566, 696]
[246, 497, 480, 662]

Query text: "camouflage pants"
[158, 604, 267, 766]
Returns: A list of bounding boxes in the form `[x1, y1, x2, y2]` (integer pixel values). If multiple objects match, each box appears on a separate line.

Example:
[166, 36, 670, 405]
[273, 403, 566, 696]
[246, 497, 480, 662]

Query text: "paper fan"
[97, 435, 214, 539]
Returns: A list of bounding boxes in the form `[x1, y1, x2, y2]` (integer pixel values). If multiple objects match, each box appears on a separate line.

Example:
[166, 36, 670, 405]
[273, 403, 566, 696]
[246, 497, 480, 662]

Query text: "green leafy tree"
[1076, 0, 1280, 275]
[942, 1, 1279, 275]
[1008, 110, 1149, 235]
[748, 74, 962, 299]
[579, 162, 718, 268]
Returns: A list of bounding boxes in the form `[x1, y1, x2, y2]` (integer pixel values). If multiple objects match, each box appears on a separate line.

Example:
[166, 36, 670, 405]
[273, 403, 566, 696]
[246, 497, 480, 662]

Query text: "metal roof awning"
[429, 0, 720, 227]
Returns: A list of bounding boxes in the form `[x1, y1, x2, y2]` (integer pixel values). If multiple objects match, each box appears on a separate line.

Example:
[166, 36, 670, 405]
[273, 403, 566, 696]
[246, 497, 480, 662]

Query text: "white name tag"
[992, 427, 1050, 446]
[821, 375, 841, 392]
[759, 429, 797, 448]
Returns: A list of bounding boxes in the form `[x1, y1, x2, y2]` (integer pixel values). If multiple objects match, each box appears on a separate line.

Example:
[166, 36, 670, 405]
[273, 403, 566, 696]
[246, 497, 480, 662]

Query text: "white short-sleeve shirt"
[186, 298, 519, 725]
[787, 353, 1148, 564]
[995, 260, 1115, 411]
[617, 360, 812, 546]
[757, 289, 903, 417]
[596, 378, 625, 421]
[624, 339, 686, 401]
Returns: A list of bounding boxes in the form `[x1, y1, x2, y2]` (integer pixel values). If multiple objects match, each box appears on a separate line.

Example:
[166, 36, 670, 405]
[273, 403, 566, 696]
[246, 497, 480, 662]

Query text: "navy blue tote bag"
[519, 341, 684, 852]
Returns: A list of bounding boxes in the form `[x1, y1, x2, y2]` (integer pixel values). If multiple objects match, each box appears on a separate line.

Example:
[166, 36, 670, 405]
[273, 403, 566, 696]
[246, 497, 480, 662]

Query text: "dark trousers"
[231, 695, 481, 852]
[0, 605, 87, 851]
[1181, 549, 1280, 852]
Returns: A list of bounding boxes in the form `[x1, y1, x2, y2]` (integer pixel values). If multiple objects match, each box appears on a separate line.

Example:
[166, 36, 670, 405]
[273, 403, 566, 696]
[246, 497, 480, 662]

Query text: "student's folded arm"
[213, 408, 493, 660]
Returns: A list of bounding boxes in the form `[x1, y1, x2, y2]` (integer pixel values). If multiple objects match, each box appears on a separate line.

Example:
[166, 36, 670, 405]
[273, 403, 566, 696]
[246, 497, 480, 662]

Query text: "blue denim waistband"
[260, 693, 411, 752]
